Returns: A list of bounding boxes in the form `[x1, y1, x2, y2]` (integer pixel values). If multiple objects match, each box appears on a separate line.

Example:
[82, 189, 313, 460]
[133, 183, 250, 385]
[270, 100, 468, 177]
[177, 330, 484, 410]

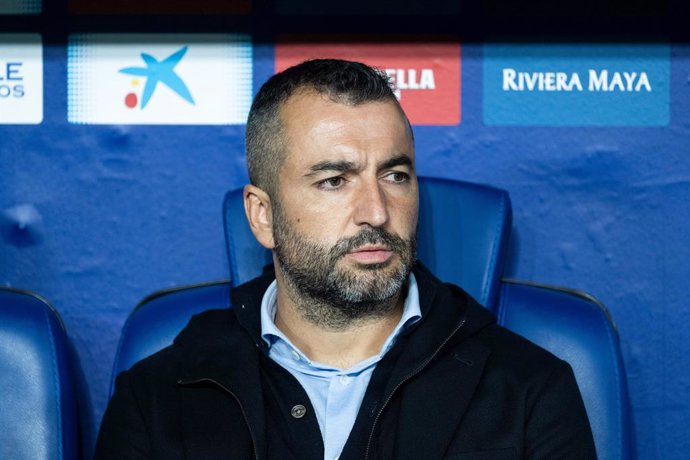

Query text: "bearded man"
[96, 59, 596, 459]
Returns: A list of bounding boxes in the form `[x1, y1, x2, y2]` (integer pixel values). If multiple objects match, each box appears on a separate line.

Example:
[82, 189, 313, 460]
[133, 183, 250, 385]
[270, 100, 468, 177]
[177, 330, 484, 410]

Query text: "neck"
[273, 269, 405, 369]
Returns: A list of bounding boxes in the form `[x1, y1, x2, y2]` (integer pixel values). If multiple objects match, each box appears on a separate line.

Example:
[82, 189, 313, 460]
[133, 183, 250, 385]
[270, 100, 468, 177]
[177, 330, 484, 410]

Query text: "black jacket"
[96, 263, 596, 459]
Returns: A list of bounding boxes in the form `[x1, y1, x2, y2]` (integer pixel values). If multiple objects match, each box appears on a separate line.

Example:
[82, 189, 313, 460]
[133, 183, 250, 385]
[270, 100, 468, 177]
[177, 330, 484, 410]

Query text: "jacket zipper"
[364, 316, 467, 460]
[177, 377, 260, 460]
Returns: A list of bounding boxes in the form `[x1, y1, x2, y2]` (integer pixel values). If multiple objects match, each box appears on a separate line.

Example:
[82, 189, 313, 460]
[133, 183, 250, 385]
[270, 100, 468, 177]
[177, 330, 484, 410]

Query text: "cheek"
[391, 197, 419, 235]
[404, 212, 419, 238]
[288, 209, 346, 244]
[289, 194, 354, 232]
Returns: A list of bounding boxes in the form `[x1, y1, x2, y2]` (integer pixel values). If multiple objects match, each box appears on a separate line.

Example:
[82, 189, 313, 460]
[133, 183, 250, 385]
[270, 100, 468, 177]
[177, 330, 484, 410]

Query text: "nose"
[352, 179, 389, 228]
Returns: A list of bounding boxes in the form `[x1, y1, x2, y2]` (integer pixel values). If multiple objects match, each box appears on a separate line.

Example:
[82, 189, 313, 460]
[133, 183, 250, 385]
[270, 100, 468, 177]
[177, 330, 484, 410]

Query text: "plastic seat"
[497, 281, 634, 459]
[110, 176, 633, 459]
[110, 281, 231, 394]
[0, 287, 82, 460]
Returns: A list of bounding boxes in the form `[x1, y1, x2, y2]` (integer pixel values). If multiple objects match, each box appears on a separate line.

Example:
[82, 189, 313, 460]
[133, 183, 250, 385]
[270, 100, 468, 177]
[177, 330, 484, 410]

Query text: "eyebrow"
[379, 154, 413, 171]
[306, 160, 357, 176]
[304, 154, 413, 177]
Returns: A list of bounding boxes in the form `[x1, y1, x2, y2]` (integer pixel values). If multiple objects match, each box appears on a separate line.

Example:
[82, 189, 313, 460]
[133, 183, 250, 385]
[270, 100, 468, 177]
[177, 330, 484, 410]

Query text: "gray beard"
[272, 204, 416, 330]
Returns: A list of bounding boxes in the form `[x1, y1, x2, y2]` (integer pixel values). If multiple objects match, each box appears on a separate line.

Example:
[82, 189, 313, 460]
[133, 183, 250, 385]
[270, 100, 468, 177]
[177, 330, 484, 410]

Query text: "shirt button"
[290, 350, 301, 361]
[339, 375, 351, 385]
[291, 404, 307, 419]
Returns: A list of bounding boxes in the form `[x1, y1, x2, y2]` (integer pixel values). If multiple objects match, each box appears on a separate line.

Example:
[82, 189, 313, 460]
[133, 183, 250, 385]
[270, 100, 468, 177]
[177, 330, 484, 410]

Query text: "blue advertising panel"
[483, 43, 670, 126]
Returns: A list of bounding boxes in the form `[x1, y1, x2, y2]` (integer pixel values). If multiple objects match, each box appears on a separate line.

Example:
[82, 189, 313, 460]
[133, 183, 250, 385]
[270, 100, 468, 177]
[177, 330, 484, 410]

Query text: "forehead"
[278, 91, 414, 169]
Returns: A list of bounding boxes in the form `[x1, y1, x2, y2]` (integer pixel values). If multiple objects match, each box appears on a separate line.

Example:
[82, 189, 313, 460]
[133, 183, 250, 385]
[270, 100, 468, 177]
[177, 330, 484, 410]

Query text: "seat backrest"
[497, 281, 635, 460]
[0, 287, 80, 460]
[224, 176, 512, 310]
[110, 281, 231, 393]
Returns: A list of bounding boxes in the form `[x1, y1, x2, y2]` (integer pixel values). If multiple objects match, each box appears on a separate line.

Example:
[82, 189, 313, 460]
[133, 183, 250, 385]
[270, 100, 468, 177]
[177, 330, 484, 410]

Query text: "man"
[96, 59, 596, 459]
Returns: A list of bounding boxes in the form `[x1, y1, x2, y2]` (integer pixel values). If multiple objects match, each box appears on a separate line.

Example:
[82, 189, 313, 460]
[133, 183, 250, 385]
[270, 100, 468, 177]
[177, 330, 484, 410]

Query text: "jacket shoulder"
[472, 321, 576, 392]
[437, 277, 567, 377]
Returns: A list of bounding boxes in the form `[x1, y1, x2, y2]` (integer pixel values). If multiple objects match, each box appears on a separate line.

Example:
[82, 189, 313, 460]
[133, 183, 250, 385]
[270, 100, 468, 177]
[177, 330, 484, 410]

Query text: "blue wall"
[1, 11, 689, 459]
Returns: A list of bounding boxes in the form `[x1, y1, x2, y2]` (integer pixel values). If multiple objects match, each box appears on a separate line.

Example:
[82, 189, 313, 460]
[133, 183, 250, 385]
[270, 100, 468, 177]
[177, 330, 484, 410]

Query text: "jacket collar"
[373, 261, 496, 396]
[230, 261, 496, 337]
[175, 260, 497, 381]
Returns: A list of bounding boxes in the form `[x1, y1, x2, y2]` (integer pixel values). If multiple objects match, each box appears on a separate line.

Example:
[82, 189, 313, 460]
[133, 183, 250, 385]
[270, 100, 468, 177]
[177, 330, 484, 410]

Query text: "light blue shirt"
[260, 274, 422, 460]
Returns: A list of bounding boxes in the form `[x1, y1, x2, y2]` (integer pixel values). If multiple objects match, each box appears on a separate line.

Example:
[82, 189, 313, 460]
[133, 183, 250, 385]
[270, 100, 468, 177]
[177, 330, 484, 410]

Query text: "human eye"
[317, 176, 346, 190]
[383, 171, 410, 183]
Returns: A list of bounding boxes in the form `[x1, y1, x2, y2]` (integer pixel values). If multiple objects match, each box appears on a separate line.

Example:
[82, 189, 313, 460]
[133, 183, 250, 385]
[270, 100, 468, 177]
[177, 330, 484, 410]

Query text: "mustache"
[328, 227, 413, 259]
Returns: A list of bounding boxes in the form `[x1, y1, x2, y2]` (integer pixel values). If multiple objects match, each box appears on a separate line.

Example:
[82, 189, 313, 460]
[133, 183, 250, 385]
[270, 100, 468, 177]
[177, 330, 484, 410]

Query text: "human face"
[271, 91, 418, 322]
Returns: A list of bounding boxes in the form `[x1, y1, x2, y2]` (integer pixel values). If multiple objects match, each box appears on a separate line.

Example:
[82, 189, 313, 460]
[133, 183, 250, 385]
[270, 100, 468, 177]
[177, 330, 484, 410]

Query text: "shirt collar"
[260, 273, 422, 367]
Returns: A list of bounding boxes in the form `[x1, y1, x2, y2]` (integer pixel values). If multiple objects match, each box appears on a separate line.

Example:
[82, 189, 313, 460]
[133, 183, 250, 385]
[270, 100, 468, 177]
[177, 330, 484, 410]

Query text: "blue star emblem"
[119, 46, 195, 109]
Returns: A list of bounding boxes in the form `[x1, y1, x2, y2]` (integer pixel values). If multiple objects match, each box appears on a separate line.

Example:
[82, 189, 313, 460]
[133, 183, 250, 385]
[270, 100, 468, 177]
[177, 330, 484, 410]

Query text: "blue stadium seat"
[497, 281, 634, 459]
[110, 281, 231, 394]
[0, 287, 83, 460]
[110, 176, 633, 459]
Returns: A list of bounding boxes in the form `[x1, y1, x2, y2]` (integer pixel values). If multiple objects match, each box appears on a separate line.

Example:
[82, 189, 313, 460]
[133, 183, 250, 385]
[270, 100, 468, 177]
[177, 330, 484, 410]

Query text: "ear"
[244, 184, 275, 249]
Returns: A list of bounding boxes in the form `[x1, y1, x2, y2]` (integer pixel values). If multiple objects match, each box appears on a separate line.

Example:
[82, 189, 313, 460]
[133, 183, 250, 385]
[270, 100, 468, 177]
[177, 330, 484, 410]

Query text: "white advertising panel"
[67, 34, 253, 125]
[0, 33, 42, 125]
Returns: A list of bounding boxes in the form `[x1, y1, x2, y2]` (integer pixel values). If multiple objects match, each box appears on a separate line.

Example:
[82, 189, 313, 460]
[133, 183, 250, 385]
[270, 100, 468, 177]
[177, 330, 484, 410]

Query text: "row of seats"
[1, 177, 634, 459]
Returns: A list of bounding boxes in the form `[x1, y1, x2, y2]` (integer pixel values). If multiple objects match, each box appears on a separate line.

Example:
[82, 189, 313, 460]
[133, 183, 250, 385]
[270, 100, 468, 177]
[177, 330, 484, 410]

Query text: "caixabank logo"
[67, 34, 252, 125]
[483, 43, 670, 126]
[275, 41, 461, 125]
[119, 46, 195, 110]
[0, 34, 42, 124]
[0, 0, 41, 14]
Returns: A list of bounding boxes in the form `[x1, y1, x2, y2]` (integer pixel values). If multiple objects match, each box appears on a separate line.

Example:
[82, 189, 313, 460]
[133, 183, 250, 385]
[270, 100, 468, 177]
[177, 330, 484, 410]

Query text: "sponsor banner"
[0, 0, 41, 14]
[69, 0, 249, 15]
[483, 43, 669, 126]
[275, 41, 461, 125]
[0, 34, 42, 125]
[67, 34, 252, 125]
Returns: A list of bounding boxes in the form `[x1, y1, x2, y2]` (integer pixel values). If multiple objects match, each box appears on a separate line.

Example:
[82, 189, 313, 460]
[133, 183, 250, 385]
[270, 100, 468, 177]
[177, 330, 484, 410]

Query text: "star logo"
[119, 46, 195, 109]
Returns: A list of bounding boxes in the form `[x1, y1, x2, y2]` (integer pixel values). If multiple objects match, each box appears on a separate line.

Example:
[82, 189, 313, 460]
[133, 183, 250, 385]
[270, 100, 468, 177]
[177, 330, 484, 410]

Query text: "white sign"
[67, 34, 253, 125]
[0, 34, 42, 125]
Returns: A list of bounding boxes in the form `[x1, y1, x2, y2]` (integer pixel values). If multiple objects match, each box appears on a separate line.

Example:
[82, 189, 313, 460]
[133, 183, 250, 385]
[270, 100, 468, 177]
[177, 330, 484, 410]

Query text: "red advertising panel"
[275, 40, 461, 125]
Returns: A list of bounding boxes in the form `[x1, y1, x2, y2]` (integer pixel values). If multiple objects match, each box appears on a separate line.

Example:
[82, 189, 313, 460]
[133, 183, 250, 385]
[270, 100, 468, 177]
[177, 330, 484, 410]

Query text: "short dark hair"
[245, 59, 404, 198]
